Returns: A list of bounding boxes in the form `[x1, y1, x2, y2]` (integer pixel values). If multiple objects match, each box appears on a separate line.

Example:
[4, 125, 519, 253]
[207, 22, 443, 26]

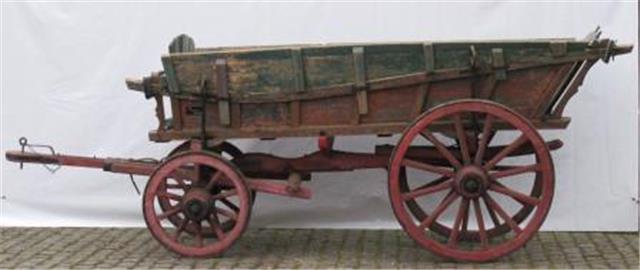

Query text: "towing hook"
[14, 137, 61, 173]
[19, 137, 28, 149]
[18, 137, 27, 169]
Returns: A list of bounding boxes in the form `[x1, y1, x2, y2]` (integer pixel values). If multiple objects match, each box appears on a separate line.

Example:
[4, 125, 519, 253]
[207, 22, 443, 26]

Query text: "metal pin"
[129, 174, 141, 195]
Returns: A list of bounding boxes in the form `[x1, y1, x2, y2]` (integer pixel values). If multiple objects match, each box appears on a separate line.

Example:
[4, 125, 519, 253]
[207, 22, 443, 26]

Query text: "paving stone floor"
[0, 227, 637, 269]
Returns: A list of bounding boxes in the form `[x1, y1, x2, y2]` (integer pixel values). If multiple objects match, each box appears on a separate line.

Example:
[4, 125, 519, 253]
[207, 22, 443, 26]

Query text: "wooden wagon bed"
[127, 33, 631, 142]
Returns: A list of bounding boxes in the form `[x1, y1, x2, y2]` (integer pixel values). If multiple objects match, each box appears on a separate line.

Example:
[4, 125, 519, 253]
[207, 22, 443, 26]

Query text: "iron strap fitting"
[18, 137, 61, 173]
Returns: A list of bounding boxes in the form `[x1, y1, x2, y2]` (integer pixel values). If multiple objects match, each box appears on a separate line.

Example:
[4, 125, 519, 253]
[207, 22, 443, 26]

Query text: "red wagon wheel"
[159, 141, 255, 237]
[388, 99, 554, 262]
[143, 151, 251, 257]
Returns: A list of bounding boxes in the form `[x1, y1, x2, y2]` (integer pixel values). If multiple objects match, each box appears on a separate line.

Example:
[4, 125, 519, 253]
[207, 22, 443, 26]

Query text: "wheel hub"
[182, 188, 213, 221]
[454, 165, 489, 198]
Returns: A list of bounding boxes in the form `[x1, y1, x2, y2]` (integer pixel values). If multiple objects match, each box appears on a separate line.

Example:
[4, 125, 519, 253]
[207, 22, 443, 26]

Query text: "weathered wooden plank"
[148, 117, 572, 141]
[289, 101, 301, 126]
[240, 102, 289, 127]
[549, 41, 568, 57]
[360, 86, 418, 124]
[364, 44, 424, 80]
[164, 40, 600, 99]
[161, 56, 180, 93]
[303, 46, 354, 90]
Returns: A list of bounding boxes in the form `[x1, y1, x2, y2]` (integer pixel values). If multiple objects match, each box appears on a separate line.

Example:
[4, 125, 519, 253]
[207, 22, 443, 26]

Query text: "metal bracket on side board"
[216, 59, 231, 126]
[353, 47, 368, 118]
[492, 48, 507, 81]
[289, 48, 305, 126]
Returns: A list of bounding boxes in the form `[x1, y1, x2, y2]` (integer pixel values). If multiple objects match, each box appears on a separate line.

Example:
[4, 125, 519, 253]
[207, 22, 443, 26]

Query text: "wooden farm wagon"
[6, 28, 632, 261]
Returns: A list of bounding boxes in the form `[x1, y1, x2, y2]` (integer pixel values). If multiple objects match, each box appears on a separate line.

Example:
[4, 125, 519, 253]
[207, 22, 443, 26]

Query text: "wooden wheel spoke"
[447, 198, 469, 247]
[211, 189, 238, 201]
[453, 114, 471, 165]
[172, 219, 188, 242]
[484, 134, 529, 170]
[484, 194, 522, 234]
[165, 183, 184, 190]
[472, 198, 489, 248]
[402, 158, 454, 177]
[461, 204, 469, 234]
[418, 191, 459, 230]
[192, 164, 203, 186]
[215, 207, 238, 221]
[482, 196, 501, 228]
[220, 198, 240, 213]
[420, 130, 463, 169]
[474, 114, 494, 165]
[407, 176, 450, 194]
[193, 221, 204, 247]
[208, 215, 226, 240]
[205, 171, 224, 190]
[489, 184, 540, 206]
[157, 191, 182, 202]
[402, 178, 453, 201]
[491, 165, 521, 172]
[157, 206, 181, 220]
[491, 164, 540, 179]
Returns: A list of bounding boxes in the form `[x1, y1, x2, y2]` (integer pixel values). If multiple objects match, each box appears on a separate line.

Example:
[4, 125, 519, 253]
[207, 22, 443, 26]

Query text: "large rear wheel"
[388, 99, 554, 262]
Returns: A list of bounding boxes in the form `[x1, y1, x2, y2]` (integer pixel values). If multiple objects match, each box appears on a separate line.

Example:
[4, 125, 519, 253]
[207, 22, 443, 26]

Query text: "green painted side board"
[163, 40, 589, 97]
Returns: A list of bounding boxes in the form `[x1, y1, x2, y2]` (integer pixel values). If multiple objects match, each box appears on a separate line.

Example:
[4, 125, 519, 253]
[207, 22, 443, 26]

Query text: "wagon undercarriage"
[6, 132, 562, 199]
[6, 100, 564, 261]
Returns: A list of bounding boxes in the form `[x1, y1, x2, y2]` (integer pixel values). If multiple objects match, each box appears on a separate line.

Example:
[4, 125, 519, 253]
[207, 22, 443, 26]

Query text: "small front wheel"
[143, 151, 251, 257]
[159, 140, 255, 238]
